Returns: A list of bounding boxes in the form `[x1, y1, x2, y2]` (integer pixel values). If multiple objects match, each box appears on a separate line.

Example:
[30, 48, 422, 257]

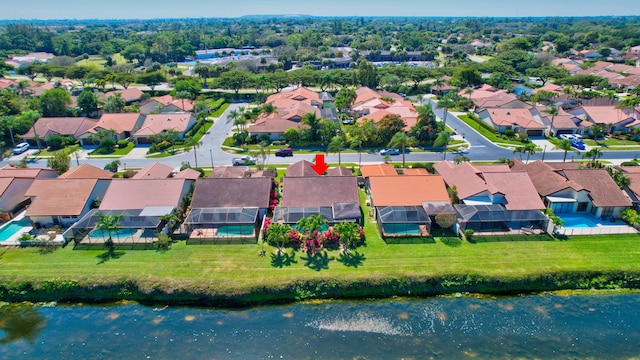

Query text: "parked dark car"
[275, 148, 294, 157]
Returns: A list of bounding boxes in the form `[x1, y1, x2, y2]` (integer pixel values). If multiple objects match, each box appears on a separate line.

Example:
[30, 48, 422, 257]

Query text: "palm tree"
[433, 131, 450, 160]
[583, 148, 603, 168]
[387, 131, 412, 168]
[228, 109, 240, 125]
[437, 92, 457, 129]
[164, 129, 180, 154]
[2, 116, 16, 148]
[543, 105, 559, 136]
[350, 134, 365, 168]
[302, 112, 323, 143]
[513, 143, 537, 163]
[328, 135, 346, 166]
[555, 139, 574, 162]
[186, 138, 203, 168]
[95, 213, 124, 249]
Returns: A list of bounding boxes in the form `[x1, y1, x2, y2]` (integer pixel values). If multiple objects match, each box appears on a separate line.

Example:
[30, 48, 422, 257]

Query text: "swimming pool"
[0, 219, 32, 241]
[513, 86, 532, 96]
[382, 223, 421, 235]
[89, 228, 138, 239]
[560, 214, 603, 229]
[216, 225, 255, 237]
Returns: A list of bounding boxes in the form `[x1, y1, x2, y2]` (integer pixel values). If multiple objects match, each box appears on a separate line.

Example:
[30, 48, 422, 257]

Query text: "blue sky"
[3, 0, 640, 19]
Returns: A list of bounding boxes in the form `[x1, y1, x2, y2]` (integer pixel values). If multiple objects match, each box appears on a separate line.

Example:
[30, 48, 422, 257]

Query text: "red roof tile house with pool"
[184, 177, 273, 243]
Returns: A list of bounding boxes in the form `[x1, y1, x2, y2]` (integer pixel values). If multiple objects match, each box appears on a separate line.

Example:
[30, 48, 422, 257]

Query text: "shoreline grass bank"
[2, 270, 640, 307]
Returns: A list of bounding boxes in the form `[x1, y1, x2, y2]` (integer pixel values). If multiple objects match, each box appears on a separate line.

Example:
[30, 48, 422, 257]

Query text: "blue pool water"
[513, 85, 532, 96]
[561, 214, 602, 229]
[0, 219, 32, 241]
[382, 223, 421, 235]
[89, 228, 138, 239]
[216, 225, 255, 237]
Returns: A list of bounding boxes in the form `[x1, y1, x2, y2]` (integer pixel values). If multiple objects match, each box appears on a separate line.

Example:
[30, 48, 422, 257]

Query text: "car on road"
[12, 142, 30, 155]
[571, 141, 586, 150]
[379, 148, 400, 156]
[232, 156, 256, 166]
[275, 148, 294, 157]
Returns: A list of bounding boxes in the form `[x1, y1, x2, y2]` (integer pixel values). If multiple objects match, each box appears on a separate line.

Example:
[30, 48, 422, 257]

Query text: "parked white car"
[558, 134, 575, 141]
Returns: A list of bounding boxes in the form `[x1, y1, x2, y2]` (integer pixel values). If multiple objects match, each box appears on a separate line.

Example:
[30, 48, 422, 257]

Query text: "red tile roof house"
[513, 160, 632, 220]
[248, 99, 321, 141]
[21, 117, 98, 146]
[274, 176, 361, 226]
[536, 106, 582, 137]
[352, 87, 418, 131]
[58, 164, 114, 179]
[0, 165, 57, 217]
[477, 107, 547, 136]
[209, 166, 251, 178]
[285, 160, 320, 177]
[104, 88, 144, 104]
[265, 86, 321, 107]
[567, 105, 639, 133]
[132, 113, 197, 144]
[77, 113, 145, 146]
[184, 178, 272, 243]
[131, 162, 174, 179]
[24, 178, 110, 228]
[138, 95, 195, 114]
[434, 161, 548, 235]
[367, 175, 452, 238]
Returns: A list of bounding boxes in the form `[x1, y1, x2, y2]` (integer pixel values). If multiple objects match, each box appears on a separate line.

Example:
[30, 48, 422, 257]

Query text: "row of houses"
[454, 84, 640, 137]
[1, 155, 636, 247]
[20, 111, 197, 146]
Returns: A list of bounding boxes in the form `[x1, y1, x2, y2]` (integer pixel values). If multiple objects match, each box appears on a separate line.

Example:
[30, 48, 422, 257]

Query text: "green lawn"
[584, 138, 640, 147]
[33, 145, 80, 158]
[2, 188, 640, 295]
[458, 115, 528, 146]
[211, 103, 230, 118]
[89, 141, 135, 157]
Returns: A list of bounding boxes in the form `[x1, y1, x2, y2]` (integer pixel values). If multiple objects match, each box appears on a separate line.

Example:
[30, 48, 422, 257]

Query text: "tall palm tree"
[437, 92, 457, 129]
[433, 131, 450, 160]
[164, 129, 180, 154]
[543, 105, 559, 136]
[555, 139, 574, 162]
[387, 131, 412, 168]
[186, 138, 203, 168]
[583, 148, 603, 168]
[328, 135, 346, 166]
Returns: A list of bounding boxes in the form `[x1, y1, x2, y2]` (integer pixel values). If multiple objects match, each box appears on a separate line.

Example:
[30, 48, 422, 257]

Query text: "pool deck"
[78, 229, 155, 245]
[0, 212, 65, 246]
[557, 215, 638, 236]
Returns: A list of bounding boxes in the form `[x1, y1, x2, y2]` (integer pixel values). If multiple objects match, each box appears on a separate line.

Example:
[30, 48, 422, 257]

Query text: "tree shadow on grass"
[96, 248, 125, 264]
[337, 250, 366, 268]
[301, 251, 334, 272]
[270, 251, 297, 268]
[441, 237, 463, 247]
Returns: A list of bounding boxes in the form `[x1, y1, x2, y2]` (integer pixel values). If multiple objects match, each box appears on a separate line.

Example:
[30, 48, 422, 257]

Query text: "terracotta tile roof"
[460, 84, 502, 100]
[368, 175, 450, 207]
[485, 108, 546, 129]
[209, 166, 250, 178]
[544, 162, 584, 170]
[249, 116, 306, 134]
[572, 106, 635, 126]
[105, 88, 144, 102]
[402, 168, 429, 175]
[59, 164, 114, 179]
[174, 168, 201, 180]
[133, 113, 195, 137]
[563, 169, 632, 207]
[624, 173, 640, 199]
[521, 161, 584, 196]
[360, 164, 398, 178]
[191, 178, 272, 208]
[481, 171, 545, 210]
[25, 179, 99, 216]
[326, 166, 353, 176]
[286, 160, 319, 177]
[99, 179, 187, 210]
[83, 113, 143, 135]
[267, 98, 321, 120]
[532, 83, 564, 94]
[354, 86, 382, 105]
[0, 178, 17, 198]
[538, 106, 579, 129]
[22, 117, 98, 140]
[153, 94, 194, 111]
[434, 161, 496, 199]
[251, 170, 277, 179]
[266, 86, 320, 106]
[473, 93, 521, 108]
[282, 176, 359, 207]
[0, 166, 58, 179]
[620, 166, 640, 174]
[131, 162, 173, 179]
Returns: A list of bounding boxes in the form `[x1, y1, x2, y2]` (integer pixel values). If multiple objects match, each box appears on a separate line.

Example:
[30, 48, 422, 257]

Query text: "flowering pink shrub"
[262, 217, 272, 232]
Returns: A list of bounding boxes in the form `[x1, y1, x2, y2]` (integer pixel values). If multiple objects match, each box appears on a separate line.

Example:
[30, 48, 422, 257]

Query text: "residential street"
[2, 99, 639, 170]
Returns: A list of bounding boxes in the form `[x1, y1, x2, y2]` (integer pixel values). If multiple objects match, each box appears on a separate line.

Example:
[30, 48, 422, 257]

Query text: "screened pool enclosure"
[183, 207, 262, 242]
[455, 204, 548, 234]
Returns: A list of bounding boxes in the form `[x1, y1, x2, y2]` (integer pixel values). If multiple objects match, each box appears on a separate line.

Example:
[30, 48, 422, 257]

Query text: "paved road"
[3, 99, 640, 170]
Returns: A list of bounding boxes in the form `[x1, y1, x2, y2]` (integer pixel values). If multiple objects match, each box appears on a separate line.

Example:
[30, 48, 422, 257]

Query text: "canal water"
[1, 292, 639, 359]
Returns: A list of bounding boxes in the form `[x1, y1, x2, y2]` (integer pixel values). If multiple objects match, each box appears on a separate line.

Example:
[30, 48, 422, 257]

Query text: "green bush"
[98, 137, 116, 152]
[117, 139, 129, 148]
[464, 229, 474, 241]
[46, 135, 74, 150]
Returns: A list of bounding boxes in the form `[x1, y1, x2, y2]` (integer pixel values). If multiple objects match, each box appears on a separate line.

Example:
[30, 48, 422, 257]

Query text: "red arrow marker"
[311, 154, 329, 175]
